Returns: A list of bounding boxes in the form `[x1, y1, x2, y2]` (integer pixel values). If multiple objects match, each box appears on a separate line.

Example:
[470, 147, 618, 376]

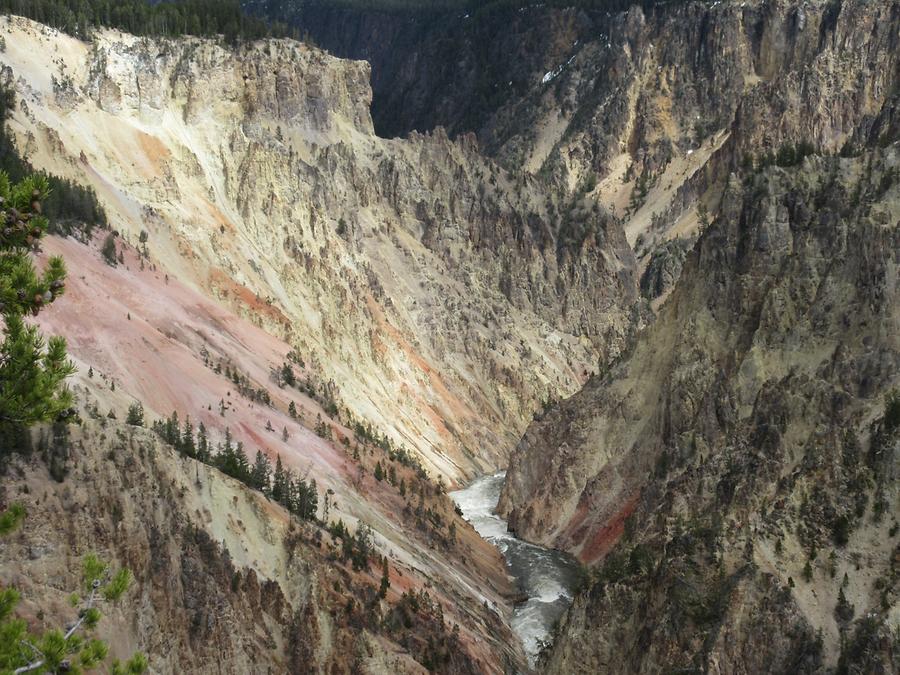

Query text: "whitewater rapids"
[450, 472, 582, 664]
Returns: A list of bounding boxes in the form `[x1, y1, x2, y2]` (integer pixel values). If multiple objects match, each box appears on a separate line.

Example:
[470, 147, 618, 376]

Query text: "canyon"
[0, 0, 898, 673]
[2, 14, 636, 484]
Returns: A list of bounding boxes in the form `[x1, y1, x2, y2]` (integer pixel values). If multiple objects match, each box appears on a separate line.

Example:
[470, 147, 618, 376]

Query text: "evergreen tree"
[196, 422, 209, 461]
[280, 363, 296, 387]
[351, 524, 373, 571]
[181, 417, 196, 457]
[250, 450, 271, 493]
[125, 401, 144, 426]
[233, 442, 250, 481]
[285, 472, 301, 512]
[271, 454, 288, 504]
[100, 233, 117, 266]
[379, 557, 390, 599]
[288, 400, 297, 418]
[217, 443, 234, 478]
[292, 477, 318, 521]
[306, 478, 318, 520]
[163, 411, 180, 447]
[330, 518, 347, 541]
[0, 174, 75, 440]
[215, 427, 250, 481]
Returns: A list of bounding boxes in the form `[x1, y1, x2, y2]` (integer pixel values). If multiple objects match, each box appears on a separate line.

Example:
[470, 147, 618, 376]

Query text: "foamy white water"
[450, 472, 581, 664]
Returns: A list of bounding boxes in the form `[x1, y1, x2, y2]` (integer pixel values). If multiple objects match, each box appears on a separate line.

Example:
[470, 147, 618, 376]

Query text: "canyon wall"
[282, 0, 898, 276]
[1, 416, 523, 673]
[1, 15, 637, 482]
[534, 143, 900, 673]
[495, 1, 900, 668]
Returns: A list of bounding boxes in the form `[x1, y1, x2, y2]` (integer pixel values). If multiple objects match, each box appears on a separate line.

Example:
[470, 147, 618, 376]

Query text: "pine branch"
[65, 584, 98, 640]
[13, 640, 44, 674]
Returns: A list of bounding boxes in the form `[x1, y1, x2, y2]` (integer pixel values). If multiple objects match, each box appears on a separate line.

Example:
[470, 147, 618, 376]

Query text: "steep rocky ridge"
[495, 0, 900, 564]
[489, 0, 900, 262]
[3, 221, 526, 672]
[500, 142, 900, 670]
[245, 0, 594, 140]
[273, 0, 899, 282]
[0, 15, 637, 482]
[1, 413, 524, 673]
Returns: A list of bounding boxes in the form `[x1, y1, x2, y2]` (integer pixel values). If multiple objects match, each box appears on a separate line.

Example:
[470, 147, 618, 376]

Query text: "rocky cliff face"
[279, 0, 898, 274]
[497, 0, 900, 552]
[487, 0, 900, 274]
[500, 129, 900, 670]
[3, 2, 898, 672]
[246, 1, 593, 141]
[0, 414, 524, 674]
[1, 15, 637, 482]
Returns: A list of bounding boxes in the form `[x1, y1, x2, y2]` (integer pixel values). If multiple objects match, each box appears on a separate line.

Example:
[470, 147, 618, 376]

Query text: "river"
[449, 472, 582, 664]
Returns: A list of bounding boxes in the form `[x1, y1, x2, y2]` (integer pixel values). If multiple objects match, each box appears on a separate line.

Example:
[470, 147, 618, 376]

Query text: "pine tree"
[272, 454, 287, 504]
[835, 586, 855, 622]
[379, 557, 390, 599]
[285, 473, 300, 512]
[125, 401, 144, 426]
[215, 428, 249, 481]
[374, 461, 384, 482]
[288, 401, 297, 418]
[330, 518, 347, 541]
[0, 174, 75, 437]
[234, 442, 249, 482]
[101, 232, 117, 266]
[181, 417, 196, 457]
[294, 477, 319, 521]
[196, 422, 209, 461]
[250, 450, 271, 493]
[280, 363, 295, 387]
[351, 524, 372, 571]
[163, 411, 180, 447]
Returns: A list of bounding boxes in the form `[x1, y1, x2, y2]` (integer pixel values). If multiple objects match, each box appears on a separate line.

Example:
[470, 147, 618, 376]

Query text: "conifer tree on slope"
[0, 178, 145, 671]
[0, 504, 147, 674]
[0, 173, 75, 432]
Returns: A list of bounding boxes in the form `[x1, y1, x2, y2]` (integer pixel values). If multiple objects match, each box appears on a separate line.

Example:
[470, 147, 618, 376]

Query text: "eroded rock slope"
[501, 135, 899, 671]
[1, 416, 523, 674]
[1, 15, 637, 481]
